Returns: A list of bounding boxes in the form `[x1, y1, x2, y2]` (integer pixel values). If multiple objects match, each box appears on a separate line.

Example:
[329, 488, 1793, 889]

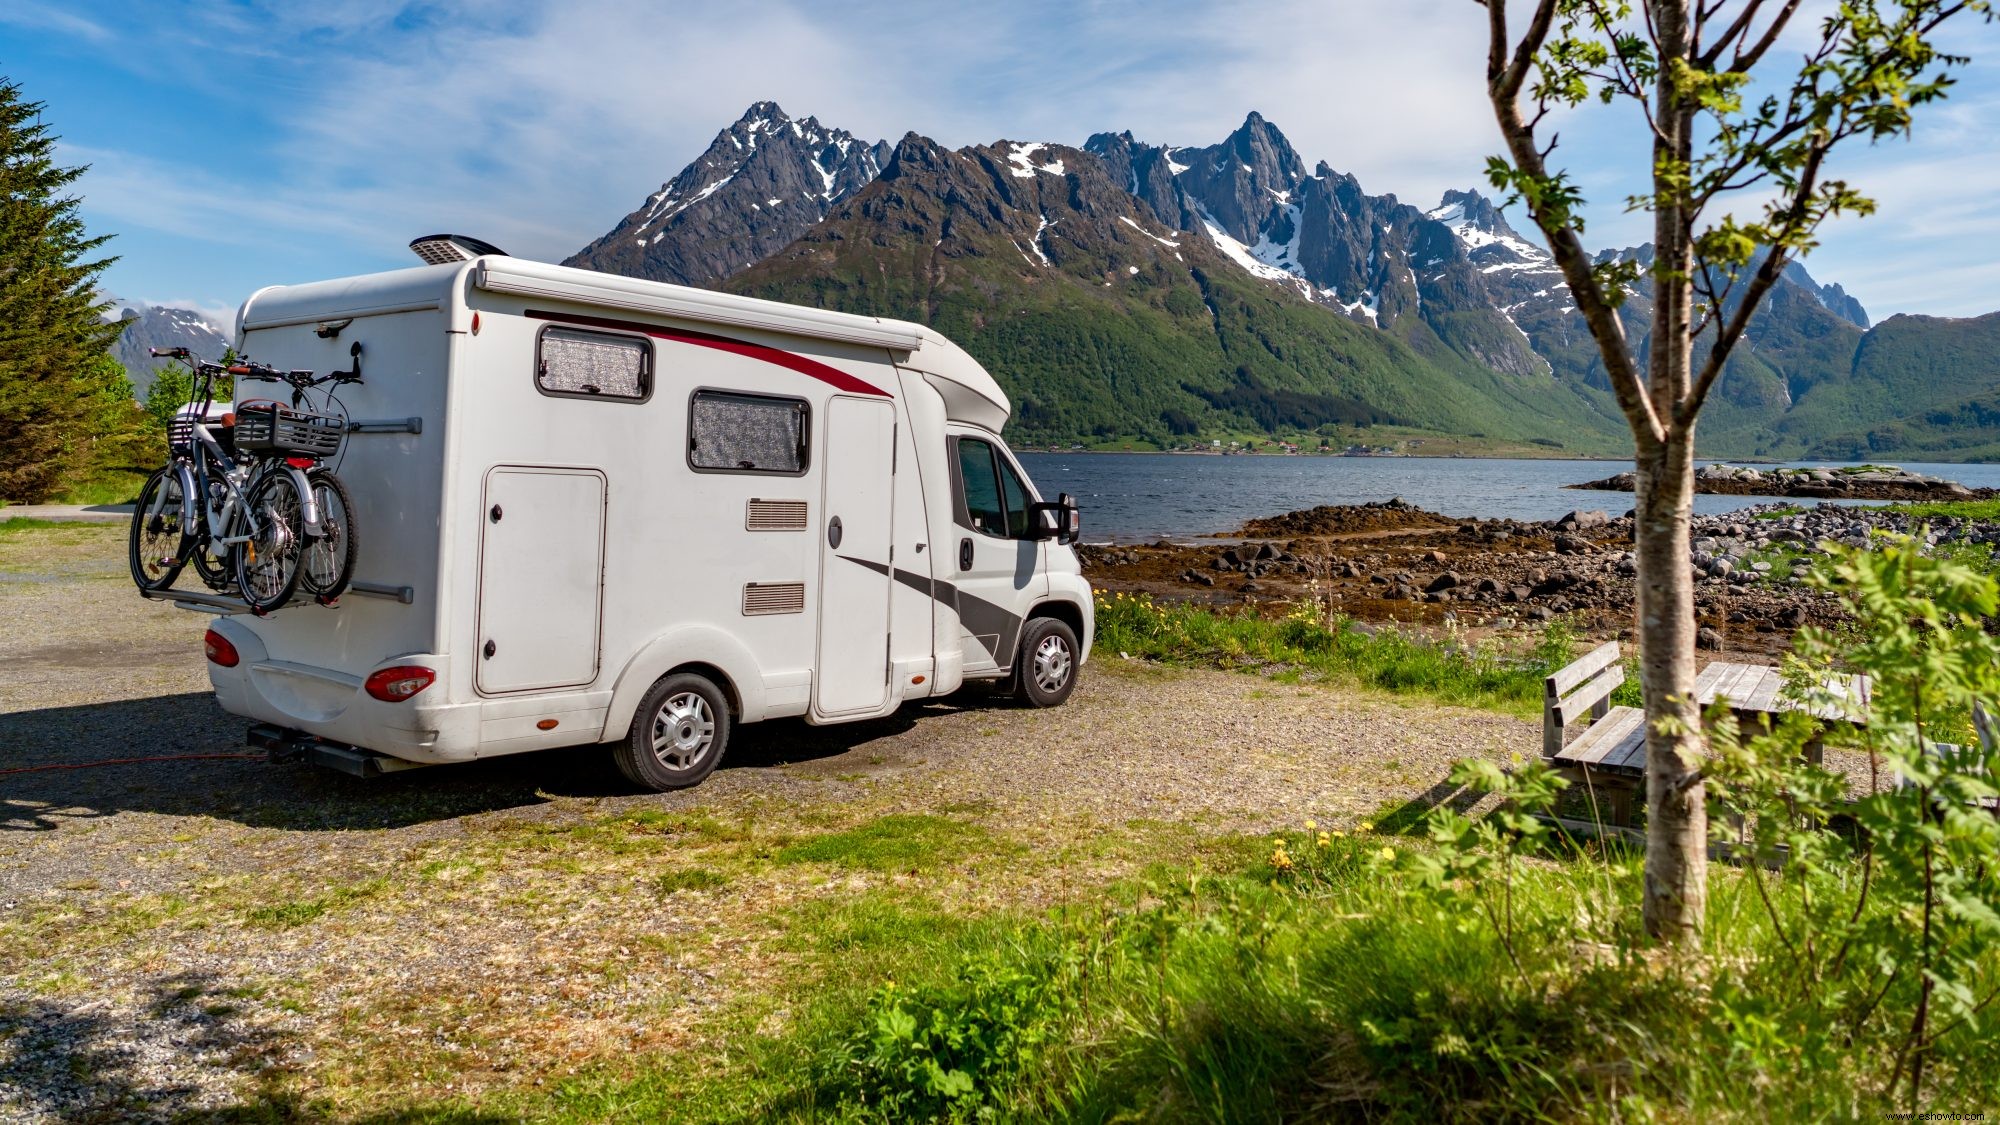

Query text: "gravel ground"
[0, 525, 1538, 1120]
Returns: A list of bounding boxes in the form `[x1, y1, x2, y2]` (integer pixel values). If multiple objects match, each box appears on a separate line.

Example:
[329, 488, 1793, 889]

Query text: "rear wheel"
[187, 478, 233, 591]
[613, 672, 731, 791]
[128, 467, 190, 592]
[234, 470, 307, 613]
[299, 468, 358, 601]
[1013, 617, 1080, 708]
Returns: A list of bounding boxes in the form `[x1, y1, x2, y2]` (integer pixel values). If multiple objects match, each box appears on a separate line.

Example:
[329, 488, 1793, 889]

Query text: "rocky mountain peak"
[1169, 111, 1310, 243]
[1429, 189, 1519, 241]
[564, 100, 889, 287]
[105, 302, 232, 401]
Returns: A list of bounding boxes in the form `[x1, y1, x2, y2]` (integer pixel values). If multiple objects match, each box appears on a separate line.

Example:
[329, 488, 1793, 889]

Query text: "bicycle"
[234, 356, 364, 604]
[128, 348, 362, 613]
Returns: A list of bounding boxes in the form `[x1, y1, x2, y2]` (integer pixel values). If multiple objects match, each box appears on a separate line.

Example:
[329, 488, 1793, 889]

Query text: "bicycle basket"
[167, 414, 197, 453]
[235, 403, 344, 458]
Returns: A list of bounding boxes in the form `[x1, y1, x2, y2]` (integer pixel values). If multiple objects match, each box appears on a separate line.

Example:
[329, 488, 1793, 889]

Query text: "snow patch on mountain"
[1426, 198, 1546, 261]
[1006, 143, 1066, 179]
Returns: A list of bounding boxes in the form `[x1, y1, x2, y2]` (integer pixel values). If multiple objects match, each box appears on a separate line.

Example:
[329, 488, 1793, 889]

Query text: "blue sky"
[6, 0, 1996, 329]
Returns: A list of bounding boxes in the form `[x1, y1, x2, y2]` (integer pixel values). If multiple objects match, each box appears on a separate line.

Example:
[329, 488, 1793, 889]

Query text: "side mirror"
[1028, 493, 1081, 545]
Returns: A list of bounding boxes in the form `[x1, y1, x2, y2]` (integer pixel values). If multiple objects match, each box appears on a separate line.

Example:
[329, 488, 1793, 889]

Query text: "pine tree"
[0, 76, 126, 502]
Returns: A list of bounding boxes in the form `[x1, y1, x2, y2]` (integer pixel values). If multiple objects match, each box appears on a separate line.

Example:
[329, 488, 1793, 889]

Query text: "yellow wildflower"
[1304, 818, 1317, 831]
[1378, 846, 1396, 862]
[1317, 832, 1331, 848]
[1359, 820, 1375, 833]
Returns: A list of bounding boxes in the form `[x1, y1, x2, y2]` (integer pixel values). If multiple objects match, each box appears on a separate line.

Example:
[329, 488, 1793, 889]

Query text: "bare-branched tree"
[1476, 0, 1991, 944]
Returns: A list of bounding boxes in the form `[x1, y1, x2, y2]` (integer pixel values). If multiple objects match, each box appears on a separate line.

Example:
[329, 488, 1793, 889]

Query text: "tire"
[234, 469, 307, 613]
[187, 475, 233, 592]
[299, 469, 358, 601]
[613, 672, 732, 791]
[1013, 616, 1080, 708]
[129, 467, 190, 593]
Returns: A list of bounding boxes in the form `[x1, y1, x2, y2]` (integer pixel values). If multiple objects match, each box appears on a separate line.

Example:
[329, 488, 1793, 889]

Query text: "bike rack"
[349, 581, 414, 604]
[346, 417, 422, 435]
[142, 579, 413, 614]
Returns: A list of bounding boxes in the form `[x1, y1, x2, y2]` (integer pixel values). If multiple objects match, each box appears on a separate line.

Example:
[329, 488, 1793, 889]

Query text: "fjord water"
[1017, 453, 2000, 542]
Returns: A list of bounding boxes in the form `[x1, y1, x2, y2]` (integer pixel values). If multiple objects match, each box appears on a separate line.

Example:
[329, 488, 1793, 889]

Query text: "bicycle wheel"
[186, 477, 233, 591]
[300, 468, 358, 601]
[128, 467, 190, 592]
[234, 469, 307, 612]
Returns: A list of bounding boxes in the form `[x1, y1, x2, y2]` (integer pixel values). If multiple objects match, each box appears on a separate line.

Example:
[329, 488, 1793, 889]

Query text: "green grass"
[0, 517, 75, 536]
[419, 822, 1999, 1123]
[242, 880, 385, 930]
[1751, 504, 1806, 519]
[1093, 592, 1571, 714]
[55, 467, 148, 506]
[775, 815, 997, 872]
[1876, 497, 2000, 521]
[653, 867, 731, 895]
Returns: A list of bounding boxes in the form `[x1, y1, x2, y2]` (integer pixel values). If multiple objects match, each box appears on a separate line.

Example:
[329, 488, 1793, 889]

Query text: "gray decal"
[837, 555, 1023, 663]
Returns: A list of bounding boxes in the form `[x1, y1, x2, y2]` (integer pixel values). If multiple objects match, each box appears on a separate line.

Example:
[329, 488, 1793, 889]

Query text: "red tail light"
[365, 666, 436, 702]
[203, 629, 240, 667]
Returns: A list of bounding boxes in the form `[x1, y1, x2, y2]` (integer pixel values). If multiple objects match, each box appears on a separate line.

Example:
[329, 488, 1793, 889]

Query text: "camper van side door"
[948, 435, 1045, 675]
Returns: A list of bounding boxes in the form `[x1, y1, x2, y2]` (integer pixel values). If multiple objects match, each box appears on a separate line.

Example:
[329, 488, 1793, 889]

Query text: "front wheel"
[1013, 617, 1080, 708]
[234, 470, 307, 613]
[128, 467, 190, 592]
[299, 469, 358, 601]
[612, 672, 731, 791]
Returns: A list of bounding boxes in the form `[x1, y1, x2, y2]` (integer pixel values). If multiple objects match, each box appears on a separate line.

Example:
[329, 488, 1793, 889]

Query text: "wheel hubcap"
[1033, 635, 1072, 693]
[650, 692, 715, 772]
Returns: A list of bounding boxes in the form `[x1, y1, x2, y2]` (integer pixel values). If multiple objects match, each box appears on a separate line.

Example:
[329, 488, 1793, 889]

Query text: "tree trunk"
[1636, 432, 1707, 944]
[1639, 0, 1707, 946]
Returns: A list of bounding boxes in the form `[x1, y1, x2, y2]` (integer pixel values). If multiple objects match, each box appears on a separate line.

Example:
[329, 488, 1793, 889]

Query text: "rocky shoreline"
[1078, 497, 1996, 658]
[1569, 463, 1993, 501]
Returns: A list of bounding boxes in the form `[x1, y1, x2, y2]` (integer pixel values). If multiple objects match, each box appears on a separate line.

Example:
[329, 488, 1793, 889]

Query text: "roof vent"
[409, 234, 509, 265]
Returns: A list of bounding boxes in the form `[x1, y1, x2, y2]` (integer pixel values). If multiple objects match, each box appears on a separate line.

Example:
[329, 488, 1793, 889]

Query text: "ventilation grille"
[745, 498, 808, 531]
[742, 582, 806, 616]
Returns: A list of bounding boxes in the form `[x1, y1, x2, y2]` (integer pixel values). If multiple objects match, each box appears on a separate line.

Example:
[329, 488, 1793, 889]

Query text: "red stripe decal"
[526, 309, 890, 397]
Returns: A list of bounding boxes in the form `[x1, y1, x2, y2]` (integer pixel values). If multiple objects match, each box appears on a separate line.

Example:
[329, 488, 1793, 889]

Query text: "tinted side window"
[998, 455, 1035, 539]
[689, 391, 809, 474]
[537, 327, 649, 400]
[956, 439, 1007, 537]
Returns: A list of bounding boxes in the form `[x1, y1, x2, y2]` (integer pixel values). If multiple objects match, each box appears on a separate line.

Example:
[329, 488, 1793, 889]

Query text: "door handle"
[828, 515, 843, 549]
[959, 537, 973, 571]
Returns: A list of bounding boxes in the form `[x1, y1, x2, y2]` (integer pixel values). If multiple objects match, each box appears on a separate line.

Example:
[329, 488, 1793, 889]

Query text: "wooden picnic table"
[1693, 660, 1871, 764]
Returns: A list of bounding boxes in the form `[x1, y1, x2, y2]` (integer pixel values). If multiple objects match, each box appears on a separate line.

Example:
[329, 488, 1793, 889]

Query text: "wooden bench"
[1543, 640, 1646, 826]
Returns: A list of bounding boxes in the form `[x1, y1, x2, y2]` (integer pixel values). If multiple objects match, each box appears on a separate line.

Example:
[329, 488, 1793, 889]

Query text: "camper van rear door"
[815, 397, 896, 716]
[476, 467, 607, 693]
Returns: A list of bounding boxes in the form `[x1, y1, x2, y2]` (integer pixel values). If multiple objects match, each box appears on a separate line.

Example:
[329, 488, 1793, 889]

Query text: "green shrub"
[826, 953, 1070, 1121]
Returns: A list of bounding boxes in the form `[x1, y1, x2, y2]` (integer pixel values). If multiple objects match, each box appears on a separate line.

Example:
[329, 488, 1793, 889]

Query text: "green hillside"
[1784, 312, 2000, 460]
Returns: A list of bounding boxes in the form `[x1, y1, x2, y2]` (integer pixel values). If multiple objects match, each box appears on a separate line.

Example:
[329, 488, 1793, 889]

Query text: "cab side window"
[998, 456, 1035, 539]
[956, 438, 1008, 537]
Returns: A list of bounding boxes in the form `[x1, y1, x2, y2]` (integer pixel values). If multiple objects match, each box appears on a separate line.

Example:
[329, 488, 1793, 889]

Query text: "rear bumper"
[204, 626, 480, 764]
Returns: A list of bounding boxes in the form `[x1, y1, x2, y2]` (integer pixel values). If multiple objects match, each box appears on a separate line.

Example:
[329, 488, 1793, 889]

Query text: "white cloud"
[0, 2, 111, 43]
[41, 0, 2000, 320]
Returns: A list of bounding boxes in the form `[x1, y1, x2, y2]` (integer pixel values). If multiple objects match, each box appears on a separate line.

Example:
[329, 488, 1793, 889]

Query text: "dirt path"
[0, 526, 1531, 1121]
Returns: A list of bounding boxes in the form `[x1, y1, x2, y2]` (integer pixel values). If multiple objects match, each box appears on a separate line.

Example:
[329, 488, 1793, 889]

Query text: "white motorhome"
[172, 251, 1092, 790]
